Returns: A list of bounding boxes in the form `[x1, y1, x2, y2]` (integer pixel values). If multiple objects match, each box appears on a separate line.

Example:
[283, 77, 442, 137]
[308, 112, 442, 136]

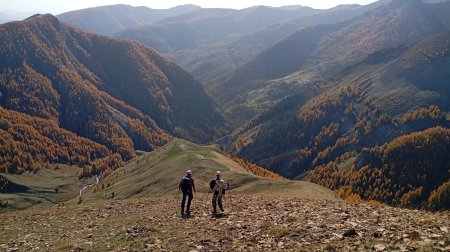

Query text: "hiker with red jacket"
[179, 170, 196, 217]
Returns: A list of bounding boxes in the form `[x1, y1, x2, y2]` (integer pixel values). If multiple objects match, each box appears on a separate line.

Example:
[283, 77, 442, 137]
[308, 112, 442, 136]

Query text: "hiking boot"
[219, 208, 224, 212]
[181, 212, 185, 217]
[185, 211, 191, 217]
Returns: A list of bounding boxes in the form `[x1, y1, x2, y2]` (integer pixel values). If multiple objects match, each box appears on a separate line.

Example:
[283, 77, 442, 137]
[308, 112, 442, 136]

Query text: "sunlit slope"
[81, 139, 338, 201]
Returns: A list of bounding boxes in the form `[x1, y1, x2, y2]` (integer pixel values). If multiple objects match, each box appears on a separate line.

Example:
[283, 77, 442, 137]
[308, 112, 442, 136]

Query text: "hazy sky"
[0, 0, 378, 15]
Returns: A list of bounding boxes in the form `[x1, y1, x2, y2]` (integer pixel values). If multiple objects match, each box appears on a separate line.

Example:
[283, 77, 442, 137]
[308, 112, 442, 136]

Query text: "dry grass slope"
[80, 139, 338, 202]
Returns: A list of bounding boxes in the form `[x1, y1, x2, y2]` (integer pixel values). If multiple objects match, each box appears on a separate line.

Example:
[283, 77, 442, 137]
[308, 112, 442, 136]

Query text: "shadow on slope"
[0, 165, 83, 211]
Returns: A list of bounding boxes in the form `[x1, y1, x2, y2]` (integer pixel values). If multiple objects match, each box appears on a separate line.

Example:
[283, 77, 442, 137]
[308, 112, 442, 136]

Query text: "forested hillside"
[227, 32, 449, 175]
[0, 14, 228, 176]
[214, 0, 450, 120]
[310, 127, 450, 211]
[0, 107, 122, 176]
[223, 32, 450, 209]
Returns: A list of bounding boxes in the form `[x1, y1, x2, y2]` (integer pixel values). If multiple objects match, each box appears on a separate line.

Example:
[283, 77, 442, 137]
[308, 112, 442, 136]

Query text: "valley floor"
[0, 195, 449, 251]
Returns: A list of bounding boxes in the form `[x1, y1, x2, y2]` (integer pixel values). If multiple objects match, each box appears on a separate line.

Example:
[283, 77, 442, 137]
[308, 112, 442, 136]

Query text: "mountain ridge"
[0, 139, 334, 212]
[57, 4, 201, 35]
[222, 31, 450, 210]
[116, 5, 361, 86]
[80, 139, 333, 201]
[0, 14, 228, 176]
[213, 0, 450, 120]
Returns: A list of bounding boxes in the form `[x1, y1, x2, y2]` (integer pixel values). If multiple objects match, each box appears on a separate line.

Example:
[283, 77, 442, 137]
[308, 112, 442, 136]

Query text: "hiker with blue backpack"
[179, 170, 196, 217]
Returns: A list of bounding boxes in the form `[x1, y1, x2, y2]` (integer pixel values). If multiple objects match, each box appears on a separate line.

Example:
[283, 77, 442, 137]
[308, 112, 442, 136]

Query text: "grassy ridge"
[1, 139, 338, 211]
[80, 139, 338, 202]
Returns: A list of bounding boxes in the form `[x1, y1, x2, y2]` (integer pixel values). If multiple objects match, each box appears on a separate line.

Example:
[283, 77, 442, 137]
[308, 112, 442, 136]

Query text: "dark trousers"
[212, 193, 223, 213]
[181, 191, 193, 213]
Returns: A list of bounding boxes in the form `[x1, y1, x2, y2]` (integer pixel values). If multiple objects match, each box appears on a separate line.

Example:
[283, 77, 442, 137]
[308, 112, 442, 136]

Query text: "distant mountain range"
[213, 0, 450, 119]
[0, 14, 228, 176]
[114, 6, 321, 85]
[57, 4, 201, 35]
[57, 2, 388, 88]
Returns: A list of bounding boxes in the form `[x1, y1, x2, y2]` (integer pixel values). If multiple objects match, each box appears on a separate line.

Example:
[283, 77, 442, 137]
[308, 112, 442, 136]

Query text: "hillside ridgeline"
[80, 139, 334, 202]
[57, 4, 201, 35]
[0, 14, 229, 177]
[214, 0, 450, 119]
[224, 32, 450, 210]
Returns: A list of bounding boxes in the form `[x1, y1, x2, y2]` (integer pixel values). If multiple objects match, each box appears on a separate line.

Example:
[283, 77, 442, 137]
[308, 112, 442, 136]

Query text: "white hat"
[187, 170, 192, 175]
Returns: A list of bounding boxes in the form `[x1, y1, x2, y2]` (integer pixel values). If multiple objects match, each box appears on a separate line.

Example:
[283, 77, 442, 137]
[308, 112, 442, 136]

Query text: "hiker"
[209, 171, 229, 215]
[179, 170, 196, 217]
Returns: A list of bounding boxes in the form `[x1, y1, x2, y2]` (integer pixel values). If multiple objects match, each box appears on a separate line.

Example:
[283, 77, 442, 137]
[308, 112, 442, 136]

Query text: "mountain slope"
[2, 194, 449, 251]
[223, 32, 450, 209]
[116, 4, 392, 87]
[330, 32, 450, 114]
[0, 14, 228, 175]
[0, 107, 114, 175]
[226, 32, 450, 175]
[214, 0, 450, 119]
[221, 2, 386, 78]
[0, 139, 336, 211]
[116, 6, 320, 85]
[310, 126, 450, 211]
[57, 4, 201, 35]
[81, 139, 334, 201]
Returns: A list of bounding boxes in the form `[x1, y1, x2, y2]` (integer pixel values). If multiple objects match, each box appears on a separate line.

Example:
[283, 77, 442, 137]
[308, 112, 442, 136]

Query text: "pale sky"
[0, 0, 378, 15]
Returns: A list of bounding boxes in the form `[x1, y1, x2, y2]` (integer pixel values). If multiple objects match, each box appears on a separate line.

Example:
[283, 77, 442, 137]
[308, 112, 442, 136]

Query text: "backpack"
[210, 179, 229, 194]
[209, 180, 216, 191]
[180, 176, 192, 193]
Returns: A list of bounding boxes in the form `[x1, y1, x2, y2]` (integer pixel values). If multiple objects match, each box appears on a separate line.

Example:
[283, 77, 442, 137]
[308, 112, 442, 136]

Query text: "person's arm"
[179, 180, 182, 191]
[191, 178, 196, 193]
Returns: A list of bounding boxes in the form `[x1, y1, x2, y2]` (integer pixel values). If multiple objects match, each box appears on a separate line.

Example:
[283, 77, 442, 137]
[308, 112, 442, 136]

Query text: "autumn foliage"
[0, 107, 112, 175]
[310, 127, 450, 211]
[0, 14, 230, 177]
[223, 152, 284, 180]
[231, 81, 447, 178]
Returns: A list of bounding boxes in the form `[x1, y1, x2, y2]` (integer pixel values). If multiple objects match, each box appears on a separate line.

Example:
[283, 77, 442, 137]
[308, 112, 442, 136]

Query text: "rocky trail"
[0, 195, 449, 251]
